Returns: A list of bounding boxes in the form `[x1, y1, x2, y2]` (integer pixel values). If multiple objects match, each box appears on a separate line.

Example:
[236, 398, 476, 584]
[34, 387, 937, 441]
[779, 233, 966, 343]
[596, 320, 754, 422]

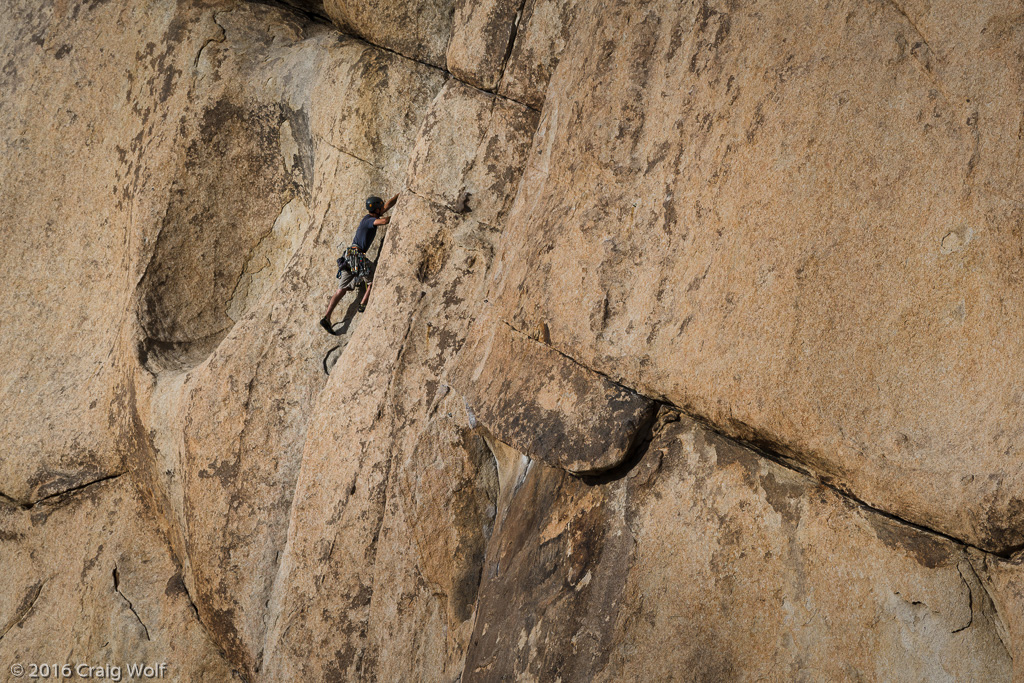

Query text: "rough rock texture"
[463, 413, 1012, 681]
[0, 478, 238, 680]
[451, 316, 657, 474]
[487, 0, 1024, 553]
[974, 551, 1024, 671]
[408, 79, 539, 225]
[4, 0, 1024, 679]
[322, 0, 455, 67]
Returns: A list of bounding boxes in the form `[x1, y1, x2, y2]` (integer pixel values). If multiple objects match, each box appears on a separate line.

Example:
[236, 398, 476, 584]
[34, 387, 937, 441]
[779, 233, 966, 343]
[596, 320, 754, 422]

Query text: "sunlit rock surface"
[3, 0, 1023, 679]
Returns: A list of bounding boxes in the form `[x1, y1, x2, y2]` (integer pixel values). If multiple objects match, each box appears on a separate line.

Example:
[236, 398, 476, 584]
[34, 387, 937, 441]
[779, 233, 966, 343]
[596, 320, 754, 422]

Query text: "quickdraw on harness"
[337, 245, 372, 286]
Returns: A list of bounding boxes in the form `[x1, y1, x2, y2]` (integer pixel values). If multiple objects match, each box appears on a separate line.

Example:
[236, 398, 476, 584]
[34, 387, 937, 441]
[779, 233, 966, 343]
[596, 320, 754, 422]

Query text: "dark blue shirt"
[352, 214, 378, 252]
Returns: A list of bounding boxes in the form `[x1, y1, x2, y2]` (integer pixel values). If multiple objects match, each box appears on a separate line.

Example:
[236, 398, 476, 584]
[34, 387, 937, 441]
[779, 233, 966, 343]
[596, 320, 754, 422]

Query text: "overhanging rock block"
[450, 316, 657, 475]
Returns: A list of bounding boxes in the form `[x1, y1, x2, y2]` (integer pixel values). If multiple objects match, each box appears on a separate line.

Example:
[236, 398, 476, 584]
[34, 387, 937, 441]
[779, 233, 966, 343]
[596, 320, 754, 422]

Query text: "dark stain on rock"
[165, 571, 188, 598]
[687, 263, 711, 291]
[760, 470, 804, 526]
[198, 455, 240, 486]
[283, 105, 314, 196]
[462, 462, 631, 680]
[746, 101, 766, 143]
[139, 97, 296, 372]
[866, 514, 954, 569]
[7, 581, 43, 631]
[452, 324, 659, 474]
[982, 495, 1024, 554]
[711, 433, 761, 491]
[28, 465, 114, 512]
[82, 542, 105, 579]
[415, 231, 452, 284]
[203, 605, 250, 674]
[689, 1, 731, 75]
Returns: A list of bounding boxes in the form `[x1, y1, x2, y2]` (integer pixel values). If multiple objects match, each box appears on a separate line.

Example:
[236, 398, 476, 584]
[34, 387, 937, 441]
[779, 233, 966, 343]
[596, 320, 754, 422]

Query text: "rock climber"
[319, 193, 398, 335]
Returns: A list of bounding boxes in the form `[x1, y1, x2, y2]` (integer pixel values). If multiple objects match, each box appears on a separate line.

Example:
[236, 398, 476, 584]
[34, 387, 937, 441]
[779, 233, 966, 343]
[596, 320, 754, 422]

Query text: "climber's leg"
[357, 261, 375, 313]
[321, 286, 351, 333]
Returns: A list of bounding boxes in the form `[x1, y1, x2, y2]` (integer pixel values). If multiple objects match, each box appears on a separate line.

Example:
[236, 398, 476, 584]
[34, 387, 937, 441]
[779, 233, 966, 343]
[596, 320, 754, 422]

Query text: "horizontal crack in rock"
[498, 316, 1024, 560]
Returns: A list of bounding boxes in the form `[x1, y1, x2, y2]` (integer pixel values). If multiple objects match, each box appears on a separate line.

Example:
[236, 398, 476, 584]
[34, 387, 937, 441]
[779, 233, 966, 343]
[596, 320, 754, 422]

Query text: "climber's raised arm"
[373, 194, 399, 225]
[319, 194, 393, 334]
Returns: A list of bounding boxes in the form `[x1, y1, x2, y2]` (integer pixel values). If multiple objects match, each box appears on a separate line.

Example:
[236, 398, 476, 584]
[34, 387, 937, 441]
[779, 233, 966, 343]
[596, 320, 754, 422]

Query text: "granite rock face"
[487, 0, 1024, 554]
[0, 478, 239, 681]
[3, 0, 1024, 679]
[464, 413, 1012, 681]
[450, 316, 657, 474]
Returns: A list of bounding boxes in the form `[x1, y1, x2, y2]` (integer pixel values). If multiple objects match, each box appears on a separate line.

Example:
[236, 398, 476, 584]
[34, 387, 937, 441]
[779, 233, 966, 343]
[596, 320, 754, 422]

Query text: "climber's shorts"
[337, 261, 373, 289]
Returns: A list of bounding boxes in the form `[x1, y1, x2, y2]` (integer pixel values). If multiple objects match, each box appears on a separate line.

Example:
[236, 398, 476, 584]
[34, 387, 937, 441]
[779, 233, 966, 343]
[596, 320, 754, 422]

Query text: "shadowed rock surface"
[3, 0, 1024, 679]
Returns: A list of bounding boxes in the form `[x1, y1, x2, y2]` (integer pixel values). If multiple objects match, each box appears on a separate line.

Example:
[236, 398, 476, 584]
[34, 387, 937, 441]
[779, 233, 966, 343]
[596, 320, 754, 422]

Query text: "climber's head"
[366, 196, 385, 216]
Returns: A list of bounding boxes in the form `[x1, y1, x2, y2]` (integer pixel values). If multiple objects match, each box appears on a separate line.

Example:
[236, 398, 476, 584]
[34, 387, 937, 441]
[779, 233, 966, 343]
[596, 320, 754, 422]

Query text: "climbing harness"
[337, 245, 373, 287]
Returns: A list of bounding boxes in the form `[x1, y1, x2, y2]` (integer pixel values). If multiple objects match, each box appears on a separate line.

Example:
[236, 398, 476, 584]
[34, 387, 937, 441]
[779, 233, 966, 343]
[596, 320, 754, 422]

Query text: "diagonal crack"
[244, 0, 539, 112]
[26, 472, 127, 510]
[170, 564, 251, 682]
[248, 0, 333, 25]
[496, 315, 1024, 560]
[0, 580, 44, 643]
[0, 489, 26, 509]
[113, 565, 151, 641]
[0, 473, 128, 511]
[313, 134, 387, 172]
[965, 554, 1014, 659]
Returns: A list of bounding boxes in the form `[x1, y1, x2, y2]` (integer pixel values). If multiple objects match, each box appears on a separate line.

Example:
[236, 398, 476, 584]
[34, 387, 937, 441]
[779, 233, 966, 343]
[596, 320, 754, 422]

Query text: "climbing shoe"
[320, 317, 336, 335]
[358, 303, 366, 313]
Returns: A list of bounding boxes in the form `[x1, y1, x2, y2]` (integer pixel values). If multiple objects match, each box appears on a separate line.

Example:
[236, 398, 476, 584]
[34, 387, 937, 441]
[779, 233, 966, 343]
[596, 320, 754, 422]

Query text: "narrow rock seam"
[498, 316, 1024, 561]
[112, 565, 151, 641]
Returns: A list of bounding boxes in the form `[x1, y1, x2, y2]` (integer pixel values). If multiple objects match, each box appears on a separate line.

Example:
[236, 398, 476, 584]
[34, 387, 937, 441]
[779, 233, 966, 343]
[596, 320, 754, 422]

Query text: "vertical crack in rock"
[952, 563, 974, 634]
[112, 566, 151, 641]
[169, 566, 250, 682]
[966, 555, 1014, 661]
[493, 0, 529, 90]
